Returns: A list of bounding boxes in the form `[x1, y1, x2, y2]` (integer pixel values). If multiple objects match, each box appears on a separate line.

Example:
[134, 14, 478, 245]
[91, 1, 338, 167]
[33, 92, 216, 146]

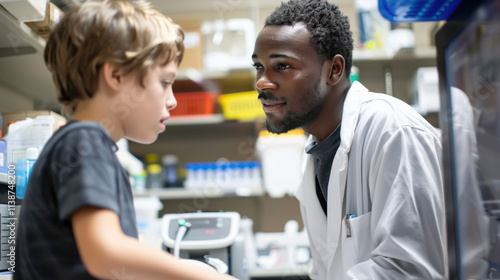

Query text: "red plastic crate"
[170, 91, 219, 116]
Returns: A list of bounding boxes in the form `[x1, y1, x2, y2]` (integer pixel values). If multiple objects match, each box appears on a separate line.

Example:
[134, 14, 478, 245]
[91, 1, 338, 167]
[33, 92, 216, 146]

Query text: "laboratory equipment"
[436, 0, 500, 278]
[254, 220, 311, 269]
[161, 211, 250, 280]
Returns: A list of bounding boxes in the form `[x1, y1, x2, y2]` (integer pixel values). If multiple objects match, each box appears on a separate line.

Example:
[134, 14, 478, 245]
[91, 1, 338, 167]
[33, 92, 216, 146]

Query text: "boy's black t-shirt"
[14, 121, 138, 280]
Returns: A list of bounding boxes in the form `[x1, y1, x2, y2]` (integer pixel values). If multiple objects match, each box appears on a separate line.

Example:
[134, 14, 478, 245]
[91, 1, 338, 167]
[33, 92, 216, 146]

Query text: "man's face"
[252, 23, 327, 134]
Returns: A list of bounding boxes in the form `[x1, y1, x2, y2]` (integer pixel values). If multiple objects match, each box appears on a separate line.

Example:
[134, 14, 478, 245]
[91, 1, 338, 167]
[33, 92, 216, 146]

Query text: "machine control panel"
[167, 216, 232, 241]
[161, 211, 240, 250]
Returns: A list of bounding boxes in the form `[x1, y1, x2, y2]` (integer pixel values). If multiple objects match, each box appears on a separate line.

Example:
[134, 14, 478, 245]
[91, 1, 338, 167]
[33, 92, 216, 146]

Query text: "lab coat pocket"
[341, 212, 372, 268]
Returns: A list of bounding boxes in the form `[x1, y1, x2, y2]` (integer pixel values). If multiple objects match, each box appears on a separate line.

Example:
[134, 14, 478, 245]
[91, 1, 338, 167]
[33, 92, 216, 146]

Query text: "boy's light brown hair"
[44, 0, 184, 117]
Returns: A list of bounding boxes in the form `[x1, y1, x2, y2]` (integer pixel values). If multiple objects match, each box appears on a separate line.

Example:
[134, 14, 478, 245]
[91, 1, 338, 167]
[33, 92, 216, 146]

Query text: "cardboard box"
[2, 110, 67, 134]
[25, 2, 62, 40]
[174, 18, 203, 70]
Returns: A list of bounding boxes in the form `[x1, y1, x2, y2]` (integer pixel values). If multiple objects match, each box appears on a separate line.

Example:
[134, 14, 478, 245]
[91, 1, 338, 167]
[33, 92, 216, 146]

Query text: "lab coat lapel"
[295, 137, 328, 262]
[325, 81, 367, 274]
[325, 150, 347, 268]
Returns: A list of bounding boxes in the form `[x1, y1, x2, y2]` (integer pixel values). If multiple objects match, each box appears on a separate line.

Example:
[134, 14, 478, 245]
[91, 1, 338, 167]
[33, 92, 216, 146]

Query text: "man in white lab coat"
[251, 0, 447, 279]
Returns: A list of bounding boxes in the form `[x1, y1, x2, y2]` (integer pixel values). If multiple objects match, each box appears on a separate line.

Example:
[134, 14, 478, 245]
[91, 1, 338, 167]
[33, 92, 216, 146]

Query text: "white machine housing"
[161, 211, 249, 280]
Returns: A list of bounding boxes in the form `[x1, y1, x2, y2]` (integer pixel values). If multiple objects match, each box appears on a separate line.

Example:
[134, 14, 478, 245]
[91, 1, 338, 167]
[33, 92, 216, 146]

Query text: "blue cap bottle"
[16, 147, 38, 199]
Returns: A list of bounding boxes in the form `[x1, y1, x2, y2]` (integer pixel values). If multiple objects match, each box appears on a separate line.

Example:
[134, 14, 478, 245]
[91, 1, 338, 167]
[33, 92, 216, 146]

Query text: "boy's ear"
[102, 62, 123, 92]
[326, 54, 345, 86]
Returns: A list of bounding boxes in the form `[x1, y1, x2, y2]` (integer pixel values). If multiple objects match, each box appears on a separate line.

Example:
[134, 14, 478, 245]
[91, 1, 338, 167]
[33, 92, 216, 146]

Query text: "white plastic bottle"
[249, 161, 262, 189]
[184, 163, 194, 189]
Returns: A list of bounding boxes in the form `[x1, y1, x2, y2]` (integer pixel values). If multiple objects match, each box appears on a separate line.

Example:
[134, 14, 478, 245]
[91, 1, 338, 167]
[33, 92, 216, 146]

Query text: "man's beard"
[266, 80, 324, 134]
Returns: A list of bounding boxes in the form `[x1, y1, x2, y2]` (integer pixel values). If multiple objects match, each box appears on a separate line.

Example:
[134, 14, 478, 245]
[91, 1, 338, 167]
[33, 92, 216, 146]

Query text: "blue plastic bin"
[378, 0, 463, 22]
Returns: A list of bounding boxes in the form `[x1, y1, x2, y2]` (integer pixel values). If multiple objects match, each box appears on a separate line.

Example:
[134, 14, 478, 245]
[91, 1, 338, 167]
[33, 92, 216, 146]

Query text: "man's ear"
[326, 55, 345, 86]
[101, 62, 123, 92]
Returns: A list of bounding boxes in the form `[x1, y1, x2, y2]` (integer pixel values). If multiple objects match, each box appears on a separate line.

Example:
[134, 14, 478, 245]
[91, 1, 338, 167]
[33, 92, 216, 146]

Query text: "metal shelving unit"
[134, 186, 266, 200]
[0, 4, 58, 109]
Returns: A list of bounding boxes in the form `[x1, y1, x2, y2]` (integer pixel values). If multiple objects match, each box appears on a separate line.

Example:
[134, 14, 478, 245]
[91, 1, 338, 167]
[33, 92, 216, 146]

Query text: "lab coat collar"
[296, 81, 367, 200]
[339, 81, 367, 153]
[295, 81, 369, 272]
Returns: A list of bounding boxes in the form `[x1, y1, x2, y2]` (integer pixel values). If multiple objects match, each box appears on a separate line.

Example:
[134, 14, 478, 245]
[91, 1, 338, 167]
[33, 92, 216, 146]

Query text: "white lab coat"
[295, 82, 447, 280]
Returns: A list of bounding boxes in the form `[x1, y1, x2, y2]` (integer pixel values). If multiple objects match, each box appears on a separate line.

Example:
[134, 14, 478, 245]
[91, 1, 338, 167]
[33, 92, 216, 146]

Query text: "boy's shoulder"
[45, 121, 116, 154]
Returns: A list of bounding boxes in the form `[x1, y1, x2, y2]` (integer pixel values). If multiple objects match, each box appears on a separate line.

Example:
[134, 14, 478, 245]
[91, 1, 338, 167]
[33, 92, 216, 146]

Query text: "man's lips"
[260, 99, 286, 113]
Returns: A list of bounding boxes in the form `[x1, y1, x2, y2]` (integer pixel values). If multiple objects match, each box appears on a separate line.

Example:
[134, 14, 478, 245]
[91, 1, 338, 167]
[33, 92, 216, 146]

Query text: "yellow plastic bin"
[218, 91, 265, 121]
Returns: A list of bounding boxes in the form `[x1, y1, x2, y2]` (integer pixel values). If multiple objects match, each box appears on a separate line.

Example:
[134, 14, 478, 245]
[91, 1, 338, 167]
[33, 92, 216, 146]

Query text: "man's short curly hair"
[265, 0, 354, 77]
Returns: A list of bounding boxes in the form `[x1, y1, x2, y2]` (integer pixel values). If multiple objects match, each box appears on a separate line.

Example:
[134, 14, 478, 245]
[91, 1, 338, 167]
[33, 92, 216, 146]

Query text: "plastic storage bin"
[134, 196, 163, 248]
[201, 18, 256, 71]
[378, 0, 463, 22]
[170, 91, 219, 117]
[218, 91, 265, 121]
[256, 129, 307, 198]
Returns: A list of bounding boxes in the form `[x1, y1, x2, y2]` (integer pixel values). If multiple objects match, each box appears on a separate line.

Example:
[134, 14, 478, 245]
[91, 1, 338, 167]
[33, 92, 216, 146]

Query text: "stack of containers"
[184, 161, 262, 192]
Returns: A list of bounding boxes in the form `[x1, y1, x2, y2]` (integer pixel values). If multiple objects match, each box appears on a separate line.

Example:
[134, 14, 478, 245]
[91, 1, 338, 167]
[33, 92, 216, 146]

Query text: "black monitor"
[436, 0, 500, 279]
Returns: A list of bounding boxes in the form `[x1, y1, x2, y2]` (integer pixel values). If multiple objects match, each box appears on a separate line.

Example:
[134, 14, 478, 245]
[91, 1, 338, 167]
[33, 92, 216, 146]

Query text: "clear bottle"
[146, 164, 162, 189]
[144, 153, 162, 189]
[249, 161, 262, 189]
[205, 163, 217, 189]
[16, 147, 39, 199]
[184, 163, 196, 189]
[215, 162, 229, 189]
[133, 169, 147, 194]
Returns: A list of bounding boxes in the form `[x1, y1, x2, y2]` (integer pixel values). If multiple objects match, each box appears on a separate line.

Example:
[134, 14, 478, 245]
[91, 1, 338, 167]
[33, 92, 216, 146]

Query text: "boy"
[14, 1, 237, 279]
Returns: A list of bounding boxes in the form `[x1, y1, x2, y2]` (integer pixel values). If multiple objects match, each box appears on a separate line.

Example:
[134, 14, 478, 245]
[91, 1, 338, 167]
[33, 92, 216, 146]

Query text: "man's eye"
[277, 63, 290, 70]
[252, 63, 263, 70]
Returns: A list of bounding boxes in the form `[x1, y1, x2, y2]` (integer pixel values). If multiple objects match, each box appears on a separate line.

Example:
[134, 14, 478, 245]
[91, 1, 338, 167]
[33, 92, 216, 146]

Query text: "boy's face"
[119, 60, 178, 144]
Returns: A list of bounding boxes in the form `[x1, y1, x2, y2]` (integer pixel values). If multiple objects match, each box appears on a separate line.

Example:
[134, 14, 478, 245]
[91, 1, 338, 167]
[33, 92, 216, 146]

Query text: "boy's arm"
[72, 206, 238, 280]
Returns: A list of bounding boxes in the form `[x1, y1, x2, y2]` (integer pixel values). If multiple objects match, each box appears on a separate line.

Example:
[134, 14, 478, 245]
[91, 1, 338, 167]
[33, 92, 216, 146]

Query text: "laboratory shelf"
[0, 4, 58, 109]
[173, 47, 435, 83]
[249, 265, 311, 278]
[166, 114, 225, 126]
[176, 67, 256, 81]
[352, 47, 436, 61]
[134, 187, 266, 200]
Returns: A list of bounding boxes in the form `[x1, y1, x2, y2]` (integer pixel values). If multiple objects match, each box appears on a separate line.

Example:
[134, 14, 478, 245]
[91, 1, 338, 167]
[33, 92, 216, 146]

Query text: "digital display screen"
[185, 218, 219, 229]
